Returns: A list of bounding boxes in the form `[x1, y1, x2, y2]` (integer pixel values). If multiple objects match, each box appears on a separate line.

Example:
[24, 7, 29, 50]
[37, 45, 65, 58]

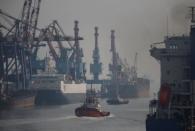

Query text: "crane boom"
[20, 0, 32, 44]
[30, 0, 41, 39]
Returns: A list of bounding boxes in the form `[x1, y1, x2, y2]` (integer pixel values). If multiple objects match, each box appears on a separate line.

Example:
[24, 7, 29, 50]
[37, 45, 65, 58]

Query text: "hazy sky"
[0, 0, 195, 94]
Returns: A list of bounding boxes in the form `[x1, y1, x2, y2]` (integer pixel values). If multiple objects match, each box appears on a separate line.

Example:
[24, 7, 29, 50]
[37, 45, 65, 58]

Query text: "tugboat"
[75, 87, 110, 117]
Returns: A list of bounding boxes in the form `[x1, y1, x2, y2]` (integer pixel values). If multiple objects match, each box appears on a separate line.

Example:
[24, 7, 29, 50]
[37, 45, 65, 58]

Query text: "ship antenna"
[190, 7, 195, 23]
[166, 15, 169, 37]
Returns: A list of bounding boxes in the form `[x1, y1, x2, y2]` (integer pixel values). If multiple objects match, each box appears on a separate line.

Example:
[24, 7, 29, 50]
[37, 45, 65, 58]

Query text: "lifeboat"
[75, 89, 110, 117]
[159, 83, 171, 107]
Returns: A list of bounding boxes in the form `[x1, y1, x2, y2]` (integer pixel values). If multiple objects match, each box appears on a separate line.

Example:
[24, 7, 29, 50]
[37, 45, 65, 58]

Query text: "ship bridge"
[150, 36, 190, 60]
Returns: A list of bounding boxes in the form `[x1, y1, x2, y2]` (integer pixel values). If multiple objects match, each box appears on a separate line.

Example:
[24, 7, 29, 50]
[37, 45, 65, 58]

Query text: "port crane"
[32, 20, 86, 80]
[0, 0, 42, 94]
[90, 27, 102, 83]
[130, 52, 138, 84]
[108, 30, 120, 98]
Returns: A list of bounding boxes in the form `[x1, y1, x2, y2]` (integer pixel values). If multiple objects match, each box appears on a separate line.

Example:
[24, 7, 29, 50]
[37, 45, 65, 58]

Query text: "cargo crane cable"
[31, 24, 58, 61]
[31, 28, 47, 58]
[29, 0, 41, 54]
[52, 24, 73, 65]
[44, 24, 63, 62]
[19, 0, 32, 39]
[31, 20, 74, 65]
[51, 20, 85, 69]
[45, 20, 76, 50]
[0, 9, 42, 32]
[29, 0, 41, 39]
[0, 23, 12, 32]
[0, 14, 14, 28]
[53, 20, 74, 49]
[52, 25, 64, 49]
[0, 8, 42, 46]
[45, 29, 59, 63]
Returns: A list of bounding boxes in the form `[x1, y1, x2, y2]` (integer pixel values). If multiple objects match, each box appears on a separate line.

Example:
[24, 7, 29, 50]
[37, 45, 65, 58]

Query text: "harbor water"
[0, 98, 149, 131]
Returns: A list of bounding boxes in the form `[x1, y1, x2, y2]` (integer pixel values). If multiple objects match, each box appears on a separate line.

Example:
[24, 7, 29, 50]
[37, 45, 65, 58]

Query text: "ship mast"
[190, 6, 195, 130]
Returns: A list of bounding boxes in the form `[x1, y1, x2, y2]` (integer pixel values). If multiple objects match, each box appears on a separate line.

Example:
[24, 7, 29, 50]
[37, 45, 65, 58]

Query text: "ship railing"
[150, 42, 166, 49]
[150, 41, 190, 54]
[149, 99, 158, 116]
[150, 47, 190, 57]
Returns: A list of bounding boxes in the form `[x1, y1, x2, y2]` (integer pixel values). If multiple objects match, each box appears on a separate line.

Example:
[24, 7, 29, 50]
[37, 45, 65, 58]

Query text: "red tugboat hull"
[75, 107, 110, 117]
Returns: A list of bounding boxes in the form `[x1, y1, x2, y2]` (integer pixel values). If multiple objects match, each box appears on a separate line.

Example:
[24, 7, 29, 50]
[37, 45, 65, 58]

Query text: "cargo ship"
[146, 8, 195, 131]
[30, 74, 86, 105]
